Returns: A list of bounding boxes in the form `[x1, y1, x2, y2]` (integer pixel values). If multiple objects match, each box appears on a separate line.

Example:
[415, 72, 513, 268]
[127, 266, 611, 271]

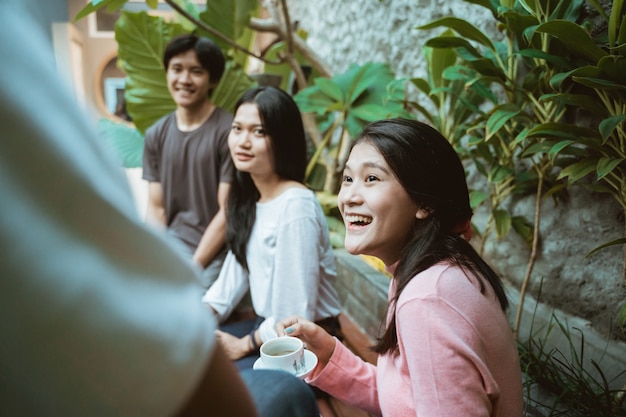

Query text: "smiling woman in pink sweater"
[278, 119, 524, 416]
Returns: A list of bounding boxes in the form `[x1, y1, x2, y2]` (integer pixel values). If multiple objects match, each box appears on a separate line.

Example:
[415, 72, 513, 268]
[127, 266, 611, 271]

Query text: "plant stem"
[514, 166, 544, 340]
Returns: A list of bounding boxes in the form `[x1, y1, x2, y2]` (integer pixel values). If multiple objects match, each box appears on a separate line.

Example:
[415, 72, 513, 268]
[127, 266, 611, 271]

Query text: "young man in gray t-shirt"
[143, 34, 235, 289]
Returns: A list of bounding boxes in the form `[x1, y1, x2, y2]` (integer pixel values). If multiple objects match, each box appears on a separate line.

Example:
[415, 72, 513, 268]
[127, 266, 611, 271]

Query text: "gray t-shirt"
[142, 108, 235, 253]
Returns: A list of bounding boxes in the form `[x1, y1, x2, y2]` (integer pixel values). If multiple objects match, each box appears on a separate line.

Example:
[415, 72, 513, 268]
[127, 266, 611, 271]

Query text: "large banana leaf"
[198, 0, 258, 52]
[115, 11, 187, 133]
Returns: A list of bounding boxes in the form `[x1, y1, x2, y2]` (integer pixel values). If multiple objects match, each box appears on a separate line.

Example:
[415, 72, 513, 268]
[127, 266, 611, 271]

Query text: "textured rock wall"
[286, 0, 626, 341]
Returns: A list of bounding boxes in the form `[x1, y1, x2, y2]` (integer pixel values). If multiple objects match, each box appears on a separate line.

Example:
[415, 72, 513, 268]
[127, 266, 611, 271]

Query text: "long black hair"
[352, 119, 509, 355]
[226, 86, 307, 270]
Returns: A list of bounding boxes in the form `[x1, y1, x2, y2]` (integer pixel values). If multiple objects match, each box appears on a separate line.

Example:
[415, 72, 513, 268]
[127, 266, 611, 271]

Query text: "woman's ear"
[415, 208, 430, 219]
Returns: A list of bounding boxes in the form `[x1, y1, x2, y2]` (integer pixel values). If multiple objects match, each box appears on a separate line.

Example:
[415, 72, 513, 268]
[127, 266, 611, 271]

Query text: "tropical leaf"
[417, 17, 496, 51]
[74, 0, 127, 21]
[97, 118, 144, 168]
[548, 140, 574, 162]
[486, 105, 521, 141]
[424, 37, 483, 59]
[516, 48, 570, 67]
[115, 11, 187, 133]
[596, 157, 623, 180]
[348, 104, 382, 121]
[512, 215, 534, 247]
[424, 32, 457, 89]
[534, 20, 607, 63]
[198, 0, 258, 51]
[526, 123, 600, 141]
[295, 62, 404, 138]
[293, 87, 336, 114]
[489, 165, 515, 183]
[494, 208, 512, 239]
[170, 0, 202, 32]
[608, 0, 626, 47]
[539, 93, 606, 116]
[211, 59, 257, 112]
[599, 114, 626, 140]
[572, 76, 626, 90]
[315, 78, 344, 103]
[469, 189, 489, 209]
[557, 159, 598, 182]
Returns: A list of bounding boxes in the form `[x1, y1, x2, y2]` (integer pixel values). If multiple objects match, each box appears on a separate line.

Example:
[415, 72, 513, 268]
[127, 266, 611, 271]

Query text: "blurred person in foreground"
[0, 2, 318, 416]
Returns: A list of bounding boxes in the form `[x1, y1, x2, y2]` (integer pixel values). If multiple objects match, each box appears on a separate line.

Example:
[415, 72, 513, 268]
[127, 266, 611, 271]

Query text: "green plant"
[294, 62, 411, 195]
[408, 30, 489, 151]
[541, 0, 626, 282]
[406, 34, 496, 236]
[416, 0, 586, 243]
[519, 313, 626, 416]
[414, 0, 626, 338]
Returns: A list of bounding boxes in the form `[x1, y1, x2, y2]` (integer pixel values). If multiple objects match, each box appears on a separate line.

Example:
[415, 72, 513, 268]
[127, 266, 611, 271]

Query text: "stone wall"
[286, 0, 626, 344]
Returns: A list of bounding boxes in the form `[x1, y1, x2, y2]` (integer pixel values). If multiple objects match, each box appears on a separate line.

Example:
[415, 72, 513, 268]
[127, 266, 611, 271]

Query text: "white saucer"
[253, 349, 318, 379]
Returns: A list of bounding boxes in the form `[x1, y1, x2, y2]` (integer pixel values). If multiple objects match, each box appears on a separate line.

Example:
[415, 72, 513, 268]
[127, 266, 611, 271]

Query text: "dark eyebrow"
[231, 120, 264, 129]
[363, 161, 391, 174]
[343, 160, 390, 174]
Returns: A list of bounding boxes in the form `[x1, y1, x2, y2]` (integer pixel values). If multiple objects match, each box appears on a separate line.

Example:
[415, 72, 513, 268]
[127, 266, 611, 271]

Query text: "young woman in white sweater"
[202, 86, 342, 369]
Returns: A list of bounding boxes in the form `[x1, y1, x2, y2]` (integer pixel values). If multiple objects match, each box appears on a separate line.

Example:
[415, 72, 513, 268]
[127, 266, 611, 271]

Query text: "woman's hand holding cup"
[276, 315, 337, 368]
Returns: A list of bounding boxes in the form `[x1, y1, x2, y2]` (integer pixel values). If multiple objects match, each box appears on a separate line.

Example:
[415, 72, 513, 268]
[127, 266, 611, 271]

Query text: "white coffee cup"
[259, 336, 306, 375]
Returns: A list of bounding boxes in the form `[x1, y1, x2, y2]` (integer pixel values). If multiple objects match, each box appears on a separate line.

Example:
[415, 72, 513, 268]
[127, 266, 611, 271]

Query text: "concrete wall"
[286, 0, 626, 345]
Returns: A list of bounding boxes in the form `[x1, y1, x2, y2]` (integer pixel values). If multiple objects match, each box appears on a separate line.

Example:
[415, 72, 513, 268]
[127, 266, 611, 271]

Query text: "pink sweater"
[306, 263, 524, 416]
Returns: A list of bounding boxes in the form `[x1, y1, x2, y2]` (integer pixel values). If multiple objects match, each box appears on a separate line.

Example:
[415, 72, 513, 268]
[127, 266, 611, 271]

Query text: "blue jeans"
[241, 369, 320, 417]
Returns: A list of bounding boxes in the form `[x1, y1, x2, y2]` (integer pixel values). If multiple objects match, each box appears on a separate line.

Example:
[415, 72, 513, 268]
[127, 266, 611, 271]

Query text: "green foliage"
[114, 11, 186, 133]
[415, 0, 626, 357]
[198, 0, 257, 52]
[296, 62, 410, 136]
[97, 118, 144, 168]
[407, 34, 489, 149]
[294, 62, 411, 193]
[415, 0, 626, 262]
[519, 314, 626, 416]
[198, 0, 258, 67]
